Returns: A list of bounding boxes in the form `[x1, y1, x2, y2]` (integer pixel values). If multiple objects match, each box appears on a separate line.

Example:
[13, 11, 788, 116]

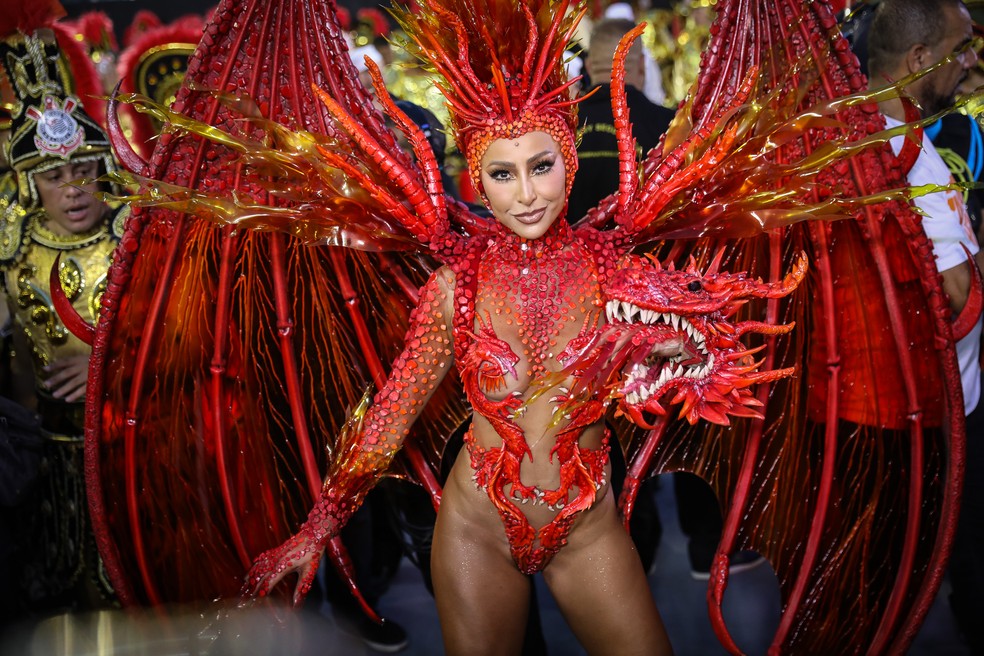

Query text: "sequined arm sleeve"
[246, 267, 456, 600]
[297, 266, 456, 542]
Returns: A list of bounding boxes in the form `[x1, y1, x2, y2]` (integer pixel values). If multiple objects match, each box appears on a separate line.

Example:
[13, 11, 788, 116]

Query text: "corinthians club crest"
[25, 95, 85, 158]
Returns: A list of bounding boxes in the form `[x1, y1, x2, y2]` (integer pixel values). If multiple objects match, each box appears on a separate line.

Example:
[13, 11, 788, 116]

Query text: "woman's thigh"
[542, 493, 673, 656]
[431, 479, 533, 656]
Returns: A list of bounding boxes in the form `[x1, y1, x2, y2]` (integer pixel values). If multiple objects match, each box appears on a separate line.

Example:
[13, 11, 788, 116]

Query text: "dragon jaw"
[603, 252, 807, 426]
[605, 301, 715, 405]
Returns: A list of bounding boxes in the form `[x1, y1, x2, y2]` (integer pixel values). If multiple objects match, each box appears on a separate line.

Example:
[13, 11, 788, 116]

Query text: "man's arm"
[941, 250, 984, 314]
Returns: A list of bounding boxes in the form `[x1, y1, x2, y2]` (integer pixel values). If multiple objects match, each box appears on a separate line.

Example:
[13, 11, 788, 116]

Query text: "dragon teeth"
[623, 352, 718, 408]
[606, 302, 710, 358]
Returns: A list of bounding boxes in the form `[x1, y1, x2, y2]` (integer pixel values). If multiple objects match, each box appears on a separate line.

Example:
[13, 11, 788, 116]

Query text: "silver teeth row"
[624, 354, 716, 405]
[605, 300, 708, 353]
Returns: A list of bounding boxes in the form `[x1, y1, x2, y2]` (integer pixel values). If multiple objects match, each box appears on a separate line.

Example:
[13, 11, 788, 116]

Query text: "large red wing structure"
[86, 0, 466, 607]
[617, 2, 965, 654]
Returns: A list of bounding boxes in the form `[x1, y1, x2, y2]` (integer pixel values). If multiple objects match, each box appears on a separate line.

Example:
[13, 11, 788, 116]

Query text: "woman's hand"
[242, 525, 328, 606]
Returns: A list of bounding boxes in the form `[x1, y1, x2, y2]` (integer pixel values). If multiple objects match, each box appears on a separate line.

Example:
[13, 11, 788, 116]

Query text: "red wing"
[617, 1, 964, 654]
[86, 0, 467, 607]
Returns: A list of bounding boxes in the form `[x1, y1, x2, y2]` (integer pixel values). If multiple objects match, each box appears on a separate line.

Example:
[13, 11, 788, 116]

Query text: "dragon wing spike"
[49, 253, 96, 345]
[107, 83, 150, 177]
[611, 23, 647, 220]
[952, 244, 983, 341]
[704, 247, 728, 276]
[311, 85, 447, 242]
[366, 61, 449, 224]
[895, 93, 925, 175]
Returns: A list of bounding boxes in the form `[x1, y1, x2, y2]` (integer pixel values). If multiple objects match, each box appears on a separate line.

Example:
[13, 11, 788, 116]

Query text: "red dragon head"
[597, 250, 808, 427]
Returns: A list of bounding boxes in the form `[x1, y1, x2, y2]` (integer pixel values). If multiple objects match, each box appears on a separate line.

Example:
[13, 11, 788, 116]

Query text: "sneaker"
[344, 614, 409, 653]
[690, 550, 766, 581]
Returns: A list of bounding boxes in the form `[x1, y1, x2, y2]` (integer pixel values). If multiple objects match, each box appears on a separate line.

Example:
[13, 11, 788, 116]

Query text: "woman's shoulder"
[432, 263, 458, 292]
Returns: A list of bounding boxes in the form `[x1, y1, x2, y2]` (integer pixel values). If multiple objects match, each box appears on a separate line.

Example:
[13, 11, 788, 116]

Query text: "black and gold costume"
[1, 12, 124, 615]
[0, 198, 125, 611]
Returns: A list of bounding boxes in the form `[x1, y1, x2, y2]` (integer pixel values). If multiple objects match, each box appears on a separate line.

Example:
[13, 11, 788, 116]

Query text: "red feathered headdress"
[122, 9, 163, 49]
[116, 17, 205, 159]
[337, 6, 352, 32]
[0, 0, 66, 35]
[67, 11, 119, 52]
[393, 0, 584, 195]
[356, 7, 391, 37]
[51, 22, 107, 126]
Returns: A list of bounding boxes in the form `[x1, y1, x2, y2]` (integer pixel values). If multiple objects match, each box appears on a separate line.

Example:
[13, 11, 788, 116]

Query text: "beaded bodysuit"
[301, 219, 624, 574]
[455, 220, 613, 572]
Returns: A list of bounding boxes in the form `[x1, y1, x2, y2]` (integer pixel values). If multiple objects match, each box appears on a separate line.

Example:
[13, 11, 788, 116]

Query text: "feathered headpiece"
[122, 10, 163, 49]
[116, 17, 204, 159]
[393, 0, 584, 195]
[356, 7, 391, 39]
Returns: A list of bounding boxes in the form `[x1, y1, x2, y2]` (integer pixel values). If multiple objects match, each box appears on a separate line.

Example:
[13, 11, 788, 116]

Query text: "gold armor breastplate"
[1, 203, 126, 385]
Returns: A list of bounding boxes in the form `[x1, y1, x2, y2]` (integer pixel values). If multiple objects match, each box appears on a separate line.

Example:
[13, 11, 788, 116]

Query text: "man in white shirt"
[868, 1, 984, 651]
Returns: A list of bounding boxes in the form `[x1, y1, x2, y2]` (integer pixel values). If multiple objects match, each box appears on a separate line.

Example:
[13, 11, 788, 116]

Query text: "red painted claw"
[952, 244, 983, 342]
[243, 528, 327, 607]
[242, 518, 381, 622]
[49, 253, 95, 345]
[107, 81, 150, 177]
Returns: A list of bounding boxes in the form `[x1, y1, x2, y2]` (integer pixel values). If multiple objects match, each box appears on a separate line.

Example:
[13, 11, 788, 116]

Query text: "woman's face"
[480, 131, 566, 240]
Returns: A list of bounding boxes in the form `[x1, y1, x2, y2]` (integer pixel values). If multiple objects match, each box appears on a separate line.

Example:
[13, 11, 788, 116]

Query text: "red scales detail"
[464, 428, 609, 573]
[456, 219, 612, 573]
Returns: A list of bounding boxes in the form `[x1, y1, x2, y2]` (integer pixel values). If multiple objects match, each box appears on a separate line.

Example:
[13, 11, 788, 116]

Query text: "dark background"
[61, 0, 383, 41]
[60, 0, 681, 44]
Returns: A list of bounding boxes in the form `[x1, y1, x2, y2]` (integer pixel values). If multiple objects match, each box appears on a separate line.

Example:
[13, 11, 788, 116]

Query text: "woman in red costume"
[244, 2, 678, 651]
[89, 0, 971, 652]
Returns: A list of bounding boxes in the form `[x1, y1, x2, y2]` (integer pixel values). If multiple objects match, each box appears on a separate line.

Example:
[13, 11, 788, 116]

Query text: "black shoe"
[690, 550, 765, 581]
[343, 614, 409, 653]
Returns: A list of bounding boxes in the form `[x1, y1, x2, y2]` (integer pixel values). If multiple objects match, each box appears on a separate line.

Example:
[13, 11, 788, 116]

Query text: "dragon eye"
[687, 280, 702, 292]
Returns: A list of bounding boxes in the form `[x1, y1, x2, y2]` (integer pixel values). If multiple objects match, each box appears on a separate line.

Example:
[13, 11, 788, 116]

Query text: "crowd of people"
[1, 0, 982, 654]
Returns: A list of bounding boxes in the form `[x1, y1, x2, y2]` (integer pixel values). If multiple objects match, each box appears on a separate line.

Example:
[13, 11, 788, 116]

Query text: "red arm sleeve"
[246, 267, 456, 600]
[315, 265, 457, 528]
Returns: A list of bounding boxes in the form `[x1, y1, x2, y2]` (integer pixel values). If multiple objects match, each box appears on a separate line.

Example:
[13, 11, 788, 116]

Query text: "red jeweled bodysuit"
[300, 217, 627, 577]
[455, 219, 613, 573]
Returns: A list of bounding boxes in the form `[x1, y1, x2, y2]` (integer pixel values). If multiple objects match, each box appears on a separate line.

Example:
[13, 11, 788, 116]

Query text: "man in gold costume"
[0, 12, 125, 616]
